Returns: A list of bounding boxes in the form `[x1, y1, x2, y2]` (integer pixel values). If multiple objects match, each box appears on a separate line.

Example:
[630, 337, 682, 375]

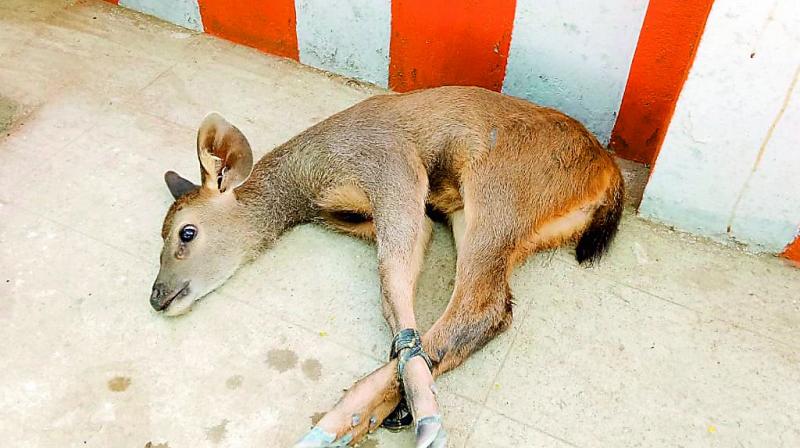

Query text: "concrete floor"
[1, 1, 799, 447]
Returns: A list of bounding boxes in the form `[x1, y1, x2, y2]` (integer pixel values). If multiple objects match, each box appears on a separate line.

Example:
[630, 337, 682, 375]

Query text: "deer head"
[150, 113, 258, 316]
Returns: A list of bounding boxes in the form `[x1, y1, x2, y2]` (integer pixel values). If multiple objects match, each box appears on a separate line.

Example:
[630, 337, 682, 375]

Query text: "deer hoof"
[293, 427, 353, 447]
[415, 415, 447, 448]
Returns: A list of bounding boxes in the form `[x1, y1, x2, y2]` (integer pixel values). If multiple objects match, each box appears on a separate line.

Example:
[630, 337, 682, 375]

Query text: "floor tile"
[9, 104, 197, 258]
[466, 408, 576, 448]
[0, 0, 193, 107]
[486, 264, 800, 447]
[582, 214, 800, 346]
[130, 34, 381, 149]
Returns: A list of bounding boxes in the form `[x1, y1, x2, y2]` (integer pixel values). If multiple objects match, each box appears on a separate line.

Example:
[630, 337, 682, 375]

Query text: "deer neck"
[234, 144, 320, 252]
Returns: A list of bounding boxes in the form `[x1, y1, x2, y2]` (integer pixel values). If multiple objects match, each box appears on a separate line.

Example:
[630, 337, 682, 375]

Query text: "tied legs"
[390, 328, 433, 382]
[385, 329, 446, 447]
[383, 329, 434, 432]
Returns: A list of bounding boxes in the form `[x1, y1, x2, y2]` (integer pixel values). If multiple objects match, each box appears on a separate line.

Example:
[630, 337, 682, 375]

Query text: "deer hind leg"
[423, 209, 516, 375]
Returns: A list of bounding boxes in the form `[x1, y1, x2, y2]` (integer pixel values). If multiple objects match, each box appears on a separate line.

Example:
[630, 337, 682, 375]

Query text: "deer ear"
[164, 170, 199, 200]
[196, 112, 254, 193]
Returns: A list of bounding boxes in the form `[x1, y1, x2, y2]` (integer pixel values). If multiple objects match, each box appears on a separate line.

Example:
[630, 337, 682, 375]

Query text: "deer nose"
[150, 283, 168, 311]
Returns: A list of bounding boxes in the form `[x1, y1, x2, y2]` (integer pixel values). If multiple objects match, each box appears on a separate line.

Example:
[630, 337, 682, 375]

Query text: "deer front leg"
[374, 216, 445, 447]
[295, 160, 443, 446]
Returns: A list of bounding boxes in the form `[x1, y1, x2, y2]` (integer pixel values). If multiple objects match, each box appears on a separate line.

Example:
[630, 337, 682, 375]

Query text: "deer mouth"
[160, 281, 190, 311]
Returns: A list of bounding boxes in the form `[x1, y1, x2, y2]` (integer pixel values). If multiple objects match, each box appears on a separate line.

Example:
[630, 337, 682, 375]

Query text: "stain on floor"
[144, 442, 169, 448]
[0, 95, 19, 136]
[310, 411, 325, 426]
[225, 374, 243, 390]
[266, 348, 298, 373]
[357, 438, 379, 448]
[301, 358, 322, 381]
[205, 419, 229, 444]
[107, 376, 131, 392]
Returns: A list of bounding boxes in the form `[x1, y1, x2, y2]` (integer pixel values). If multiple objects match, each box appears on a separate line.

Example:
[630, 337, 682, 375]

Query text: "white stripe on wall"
[120, 0, 204, 32]
[294, 0, 391, 88]
[729, 68, 800, 251]
[502, 0, 649, 144]
[640, 0, 800, 251]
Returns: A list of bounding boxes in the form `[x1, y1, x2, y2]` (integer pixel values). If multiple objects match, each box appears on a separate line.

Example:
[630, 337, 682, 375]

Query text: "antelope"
[151, 86, 624, 448]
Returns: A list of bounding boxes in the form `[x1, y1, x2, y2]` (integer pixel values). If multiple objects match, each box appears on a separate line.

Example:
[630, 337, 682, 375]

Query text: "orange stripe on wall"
[389, 0, 516, 92]
[783, 234, 800, 265]
[610, 0, 714, 165]
[197, 0, 299, 60]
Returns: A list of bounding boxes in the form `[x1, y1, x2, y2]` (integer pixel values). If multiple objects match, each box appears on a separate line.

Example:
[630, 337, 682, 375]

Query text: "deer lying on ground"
[151, 86, 624, 447]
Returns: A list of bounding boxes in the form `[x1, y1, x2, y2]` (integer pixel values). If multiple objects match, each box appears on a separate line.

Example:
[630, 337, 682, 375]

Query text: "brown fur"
[156, 86, 624, 444]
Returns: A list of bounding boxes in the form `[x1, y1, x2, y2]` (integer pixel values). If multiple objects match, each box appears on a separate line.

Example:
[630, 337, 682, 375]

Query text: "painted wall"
[109, 0, 655, 146]
[609, 0, 714, 164]
[296, 0, 391, 87]
[107, 0, 800, 262]
[197, 0, 298, 59]
[118, 0, 203, 32]
[388, 0, 516, 93]
[785, 237, 800, 264]
[639, 0, 800, 253]
[502, 0, 648, 144]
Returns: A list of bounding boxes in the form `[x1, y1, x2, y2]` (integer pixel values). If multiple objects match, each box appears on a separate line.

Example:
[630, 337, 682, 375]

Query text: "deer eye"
[179, 225, 197, 243]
